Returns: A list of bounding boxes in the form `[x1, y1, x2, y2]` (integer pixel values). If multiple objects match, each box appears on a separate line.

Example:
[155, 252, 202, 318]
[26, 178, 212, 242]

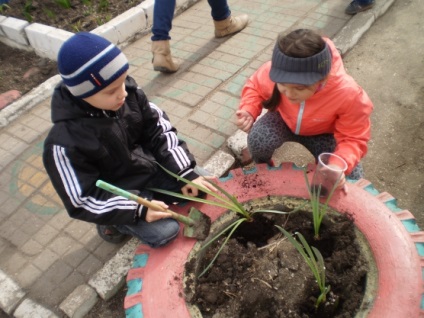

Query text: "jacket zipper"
[295, 101, 305, 135]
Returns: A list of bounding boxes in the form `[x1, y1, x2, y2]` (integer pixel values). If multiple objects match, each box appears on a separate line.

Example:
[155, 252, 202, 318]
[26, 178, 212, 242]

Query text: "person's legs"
[151, 0, 175, 41]
[294, 133, 336, 160]
[151, 0, 179, 73]
[207, 0, 230, 21]
[114, 218, 180, 248]
[151, 0, 248, 72]
[207, 0, 249, 38]
[248, 111, 294, 164]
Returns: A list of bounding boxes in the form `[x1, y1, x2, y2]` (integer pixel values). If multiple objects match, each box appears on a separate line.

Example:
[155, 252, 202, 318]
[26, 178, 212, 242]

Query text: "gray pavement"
[0, 0, 395, 316]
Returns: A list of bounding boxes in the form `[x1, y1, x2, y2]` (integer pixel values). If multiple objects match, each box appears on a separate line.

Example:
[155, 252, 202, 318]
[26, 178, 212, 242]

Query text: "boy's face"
[83, 72, 128, 111]
[276, 81, 322, 104]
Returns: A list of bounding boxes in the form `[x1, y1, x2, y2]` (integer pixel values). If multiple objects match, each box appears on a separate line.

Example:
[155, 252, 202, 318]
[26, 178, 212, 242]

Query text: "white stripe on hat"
[99, 53, 128, 81]
[60, 44, 115, 80]
[67, 80, 95, 97]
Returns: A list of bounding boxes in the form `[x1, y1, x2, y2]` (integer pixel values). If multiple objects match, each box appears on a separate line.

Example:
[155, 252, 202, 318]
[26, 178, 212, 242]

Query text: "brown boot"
[151, 40, 179, 73]
[213, 14, 249, 38]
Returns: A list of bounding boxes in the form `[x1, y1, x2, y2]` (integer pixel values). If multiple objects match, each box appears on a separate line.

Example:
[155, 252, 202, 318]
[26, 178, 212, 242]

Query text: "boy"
[43, 32, 216, 247]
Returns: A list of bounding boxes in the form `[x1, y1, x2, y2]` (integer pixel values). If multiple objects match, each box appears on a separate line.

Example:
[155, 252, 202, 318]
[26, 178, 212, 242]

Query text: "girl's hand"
[326, 164, 348, 194]
[145, 200, 172, 222]
[236, 110, 254, 132]
[181, 176, 218, 197]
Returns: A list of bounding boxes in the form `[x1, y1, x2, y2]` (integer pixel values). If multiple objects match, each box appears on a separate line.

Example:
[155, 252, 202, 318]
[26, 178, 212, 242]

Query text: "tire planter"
[124, 163, 424, 318]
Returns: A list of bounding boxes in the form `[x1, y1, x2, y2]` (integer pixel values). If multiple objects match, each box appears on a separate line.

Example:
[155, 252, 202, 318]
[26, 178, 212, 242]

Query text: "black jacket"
[43, 76, 198, 225]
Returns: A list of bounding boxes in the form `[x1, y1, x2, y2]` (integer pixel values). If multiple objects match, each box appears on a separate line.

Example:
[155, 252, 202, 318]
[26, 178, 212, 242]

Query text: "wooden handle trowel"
[96, 180, 211, 240]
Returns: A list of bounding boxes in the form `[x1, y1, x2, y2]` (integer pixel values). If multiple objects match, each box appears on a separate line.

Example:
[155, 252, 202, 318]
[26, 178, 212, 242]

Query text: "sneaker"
[345, 0, 375, 15]
[96, 225, 129, 244]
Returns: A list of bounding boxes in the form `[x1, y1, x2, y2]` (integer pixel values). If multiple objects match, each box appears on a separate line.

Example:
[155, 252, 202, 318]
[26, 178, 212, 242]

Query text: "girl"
[236, 29, 373, 190]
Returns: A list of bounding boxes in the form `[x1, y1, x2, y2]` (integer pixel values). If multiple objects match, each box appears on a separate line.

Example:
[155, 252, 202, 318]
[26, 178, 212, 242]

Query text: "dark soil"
[0, 0, 140, 99]
[3, 0, 139, 33]
[0, 44, 57, 97]
[85, 286, 126, 318]
[184, 197, 369, 318]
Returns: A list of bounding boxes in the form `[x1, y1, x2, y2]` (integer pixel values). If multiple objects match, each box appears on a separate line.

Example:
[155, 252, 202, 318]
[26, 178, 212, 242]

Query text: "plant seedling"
[0, 4, 10, 13]
[303, 168, 341, 240]
[54, 0, 71, 9]
[276, 226, 330, 309]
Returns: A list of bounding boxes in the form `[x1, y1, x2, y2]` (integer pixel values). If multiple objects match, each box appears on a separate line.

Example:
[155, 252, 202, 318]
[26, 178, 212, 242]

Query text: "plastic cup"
[311, 153, 348, 198]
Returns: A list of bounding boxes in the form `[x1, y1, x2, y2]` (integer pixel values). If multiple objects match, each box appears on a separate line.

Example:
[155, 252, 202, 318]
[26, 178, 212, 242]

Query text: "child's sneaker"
[96, 225, 129, 244]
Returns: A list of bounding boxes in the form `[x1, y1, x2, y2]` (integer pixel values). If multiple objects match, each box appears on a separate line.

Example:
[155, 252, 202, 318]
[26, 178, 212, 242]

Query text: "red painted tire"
[124, 163, 424, 318]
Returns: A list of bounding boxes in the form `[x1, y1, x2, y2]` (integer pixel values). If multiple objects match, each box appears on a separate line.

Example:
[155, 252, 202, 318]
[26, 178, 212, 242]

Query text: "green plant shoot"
[303, 168, 340, 240]
[276, 226, 330, 308]
[149, 163, 299, 277]
[23, 0, 34, 22]
[54, 0, 71, 9]
[0, 4, 10, 13]
[99, 0, 109, 11]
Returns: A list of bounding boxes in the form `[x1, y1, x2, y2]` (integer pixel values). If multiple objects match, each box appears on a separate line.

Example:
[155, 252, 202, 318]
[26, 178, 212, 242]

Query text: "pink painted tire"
[124, 163, 424, 318]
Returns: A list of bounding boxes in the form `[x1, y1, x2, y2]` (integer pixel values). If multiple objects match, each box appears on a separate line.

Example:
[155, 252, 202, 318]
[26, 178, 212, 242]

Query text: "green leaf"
[199, 218, 242, 251]
[148, 187, 236, 211]
[276, 226, 329, 309]
[150, 163, 251, 218]
[198, 218, 246, 277]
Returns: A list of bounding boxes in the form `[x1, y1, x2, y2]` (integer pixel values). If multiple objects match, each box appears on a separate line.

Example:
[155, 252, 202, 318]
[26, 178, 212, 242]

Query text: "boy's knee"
[149, 219, 180, 248]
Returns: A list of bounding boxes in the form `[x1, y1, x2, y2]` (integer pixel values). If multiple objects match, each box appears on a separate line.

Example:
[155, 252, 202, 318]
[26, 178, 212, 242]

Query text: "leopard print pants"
[247, 111, 364, 179]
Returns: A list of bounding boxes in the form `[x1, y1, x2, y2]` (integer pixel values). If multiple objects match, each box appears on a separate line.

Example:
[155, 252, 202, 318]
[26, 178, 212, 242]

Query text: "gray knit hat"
[269, 42, 332, 85]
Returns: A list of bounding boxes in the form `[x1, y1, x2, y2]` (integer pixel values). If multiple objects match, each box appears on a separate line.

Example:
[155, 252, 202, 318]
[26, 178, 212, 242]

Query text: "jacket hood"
[51, 76, 138, 123]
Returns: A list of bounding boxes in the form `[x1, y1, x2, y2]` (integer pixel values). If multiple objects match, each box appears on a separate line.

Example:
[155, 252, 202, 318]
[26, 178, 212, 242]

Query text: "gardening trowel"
[96, 180, 211, 240]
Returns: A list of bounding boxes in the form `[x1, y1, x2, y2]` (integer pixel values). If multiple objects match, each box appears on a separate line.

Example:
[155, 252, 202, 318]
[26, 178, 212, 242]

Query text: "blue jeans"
[114, 166, 210, 248]
[115, 219, 180, 248]
[152, 0, 231, 41]
[247, 111, 364, 180]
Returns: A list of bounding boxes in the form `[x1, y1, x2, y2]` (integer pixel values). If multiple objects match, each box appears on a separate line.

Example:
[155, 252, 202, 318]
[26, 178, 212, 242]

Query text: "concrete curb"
[332, 0, 396, 56]
[0, 75, 61, 128]
[0, 269, 26, 315]
[0, 0, 396, 316]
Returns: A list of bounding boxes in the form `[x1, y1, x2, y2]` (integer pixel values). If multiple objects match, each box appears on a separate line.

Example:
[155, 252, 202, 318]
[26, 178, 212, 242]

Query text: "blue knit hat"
[57, 32, 129, 98]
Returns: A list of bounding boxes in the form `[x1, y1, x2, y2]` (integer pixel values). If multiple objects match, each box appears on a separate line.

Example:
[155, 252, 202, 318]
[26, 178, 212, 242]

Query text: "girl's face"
[276, 81, 322, 104]
[83, 72, 128, 111]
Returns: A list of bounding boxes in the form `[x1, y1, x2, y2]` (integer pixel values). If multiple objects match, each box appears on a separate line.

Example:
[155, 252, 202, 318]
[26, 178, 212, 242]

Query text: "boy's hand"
[236, 110, 254, 132]
[145, 200, 172, 222]
[181, 176, 218, 197]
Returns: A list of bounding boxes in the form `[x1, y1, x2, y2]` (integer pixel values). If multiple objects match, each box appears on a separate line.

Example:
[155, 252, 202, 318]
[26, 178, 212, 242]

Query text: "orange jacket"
[239, 38, 373, 174]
